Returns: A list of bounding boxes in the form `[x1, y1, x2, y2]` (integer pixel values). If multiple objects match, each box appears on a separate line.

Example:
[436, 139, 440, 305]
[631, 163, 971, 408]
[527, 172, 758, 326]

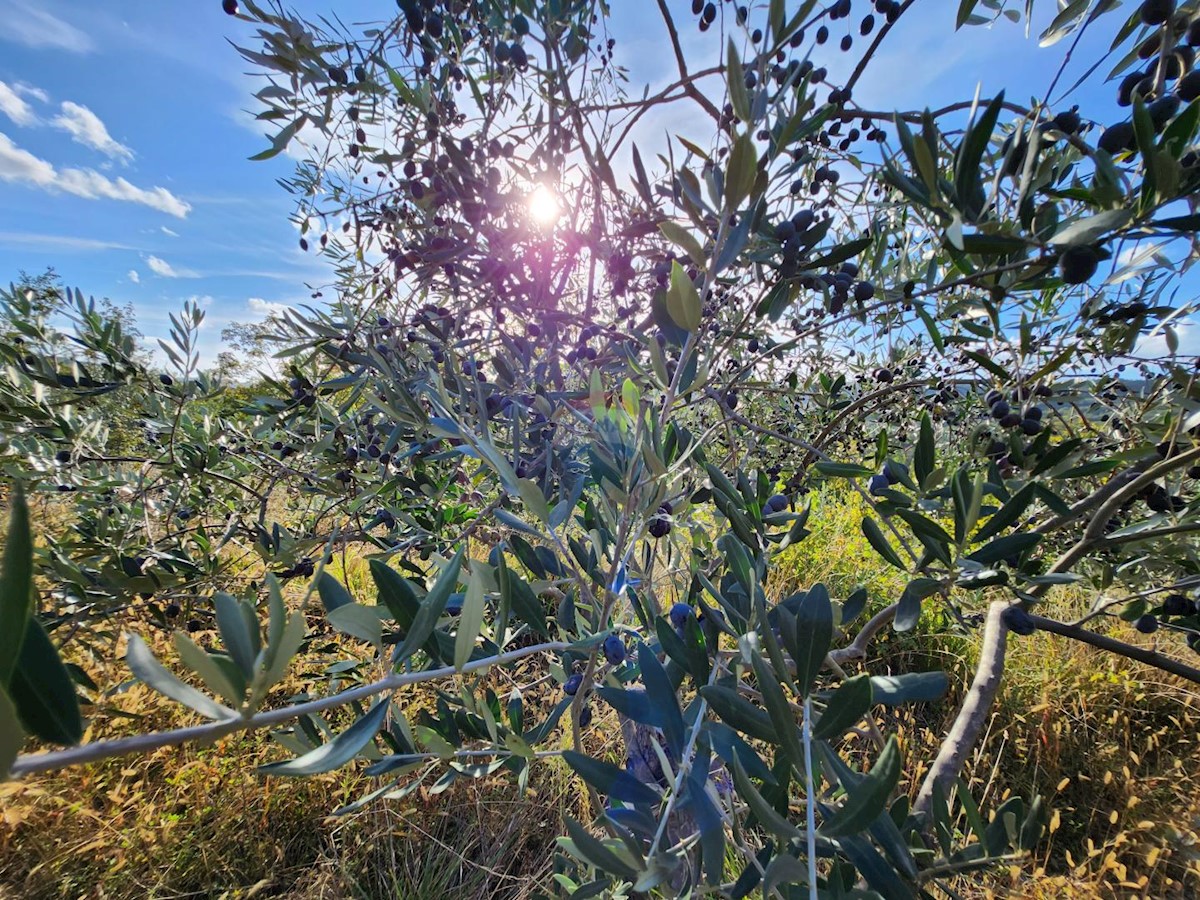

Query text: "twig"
[10, 639, 571, 777]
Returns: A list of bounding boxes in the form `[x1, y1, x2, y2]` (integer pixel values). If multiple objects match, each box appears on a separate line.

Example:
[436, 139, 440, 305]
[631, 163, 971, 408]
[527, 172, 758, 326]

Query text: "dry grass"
[3, 487, 1200, 898]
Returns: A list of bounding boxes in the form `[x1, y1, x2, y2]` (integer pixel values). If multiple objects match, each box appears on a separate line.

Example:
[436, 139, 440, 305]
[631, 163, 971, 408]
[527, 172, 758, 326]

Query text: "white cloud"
[145, 255, 198, 278]
[248, 297, 290, 317]
[51, 101, 133, 163]
[0, 131, 55, 182]
[0, 81, 38, 126]
[160, 226, 179, 237]
[1137, 316, 1200, 358]
[0, 231, 136, 251]
[127, 269, 140, 284]
[14, 82, 47, 103]
[0, 131, 190, 217]
[0, 1, 94, 53]
[185, 294, 214, 311]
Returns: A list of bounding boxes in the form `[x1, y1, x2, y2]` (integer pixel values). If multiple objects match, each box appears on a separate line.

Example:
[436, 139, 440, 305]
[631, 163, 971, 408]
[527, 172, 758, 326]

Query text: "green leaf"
[9, 619, 83, 745]
[563, 816, 641, 880]
[630, 144, 654, 206]
[700, 685, 776, 743]
[706, 721, 776, 784]
[956, 0, 982, 27]
[820, 735, 902, 837]
[562, 750, 661, 805]
[725, 132, 758, 210]
[659, 221, 704, 267]
[731, 753, 801, 840]
[516, 478, 551, 523]
[316, 571, 354, 612]
[0, 685, 24, 779]
[862, 517, 906, 570]
[637, 642, 685, 757]
[749, 650, 805, 777]
[812, 674, 873, 740]
[215, 592, 257, 680]
[498, 559, 549, 638]
[0, 482, 33, 687]
[893, 509, 953, 567]
[454, 567, 487, 671]
[1049, 208, 1132, 247]
[370, 559, 421, 628]
[959, 349, 1009, 380]
[835, 833, 916, 900]
[967, 532, 1041, 566]
[259, 697, 390, 776]
[954, 92, 1004, 218]
[726, 39, 751, 124]
[666, 261, 702, 332]
[261, 612, 304, 691]
[869, 671, 949, 704]
[913, 411, 935, 486]
[894, 577, 941, 632]
[328, 603, 384, 649]
[171, 631, 246, 709]
[783, 585, 832, 697]
[803, 235, 871, 271]
[265, 575, 286, 659]
[971, 482, 1036, 544]
[393, 547, 464, 665]
[814, 461, 875, 478]
[595, 686, 659, 726]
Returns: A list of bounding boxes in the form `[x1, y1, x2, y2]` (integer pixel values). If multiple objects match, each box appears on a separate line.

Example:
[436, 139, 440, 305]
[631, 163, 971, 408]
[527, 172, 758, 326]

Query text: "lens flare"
[528, 184, 561, 226]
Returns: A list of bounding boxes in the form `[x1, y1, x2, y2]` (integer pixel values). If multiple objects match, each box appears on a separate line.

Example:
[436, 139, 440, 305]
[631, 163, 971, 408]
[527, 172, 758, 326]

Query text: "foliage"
[6, 0, 1200, 896]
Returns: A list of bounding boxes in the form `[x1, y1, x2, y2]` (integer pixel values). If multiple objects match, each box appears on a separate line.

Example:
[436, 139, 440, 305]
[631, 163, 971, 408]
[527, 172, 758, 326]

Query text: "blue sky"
[0, 0, 1188, 364]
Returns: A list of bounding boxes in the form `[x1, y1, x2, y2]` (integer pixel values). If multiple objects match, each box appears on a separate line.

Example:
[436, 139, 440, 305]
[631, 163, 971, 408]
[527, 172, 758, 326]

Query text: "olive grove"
[4, 0, 1200, 895]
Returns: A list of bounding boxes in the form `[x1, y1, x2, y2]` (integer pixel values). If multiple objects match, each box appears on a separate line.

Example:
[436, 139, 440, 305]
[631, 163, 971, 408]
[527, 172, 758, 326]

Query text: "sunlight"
[527, 184, 561, 226]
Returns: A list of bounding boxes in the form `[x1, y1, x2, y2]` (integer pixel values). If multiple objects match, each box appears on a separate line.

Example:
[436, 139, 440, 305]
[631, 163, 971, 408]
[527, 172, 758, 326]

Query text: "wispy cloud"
[51, 101, 133, 163]
[0, 80, 38, 127]
[160, 226, 179, 237]
[0, 231, 138, 251]
[0, 1, 94, 53]
[145, 255, 198, 278]
[127, 269, 140, 284]
[0, 131, 190, 217]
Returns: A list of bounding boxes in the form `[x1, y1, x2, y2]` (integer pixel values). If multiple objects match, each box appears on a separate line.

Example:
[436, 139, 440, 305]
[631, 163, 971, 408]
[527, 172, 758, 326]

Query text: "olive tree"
[5, 0, 1200, 895]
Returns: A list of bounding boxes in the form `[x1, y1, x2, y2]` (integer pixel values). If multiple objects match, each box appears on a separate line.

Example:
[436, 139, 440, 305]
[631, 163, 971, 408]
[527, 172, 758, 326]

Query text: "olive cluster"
[1099, 0, 1200, 152]
[1133, 590, 1200, 654]
[984, 388, 1046, 436]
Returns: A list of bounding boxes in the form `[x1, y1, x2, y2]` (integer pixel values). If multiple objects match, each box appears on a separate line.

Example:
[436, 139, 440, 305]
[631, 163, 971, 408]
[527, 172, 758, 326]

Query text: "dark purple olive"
[602, 634, 627, 665]
[669, 603, 693, 630]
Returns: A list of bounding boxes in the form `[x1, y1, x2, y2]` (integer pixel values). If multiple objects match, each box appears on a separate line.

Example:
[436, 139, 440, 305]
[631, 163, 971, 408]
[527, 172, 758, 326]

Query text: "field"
[2, 488, 1198, 900]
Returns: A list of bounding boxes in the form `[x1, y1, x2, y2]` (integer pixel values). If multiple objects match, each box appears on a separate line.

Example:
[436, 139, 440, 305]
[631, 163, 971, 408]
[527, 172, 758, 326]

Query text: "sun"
[527, 184, 561, 226]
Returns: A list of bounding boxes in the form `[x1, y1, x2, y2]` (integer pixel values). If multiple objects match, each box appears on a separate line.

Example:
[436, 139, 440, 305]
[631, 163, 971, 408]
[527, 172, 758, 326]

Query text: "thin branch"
[1026, 611, 1200, 685]
[654, 0, 723, 124]
[829, 602, 899, 663]
[1037, 446, 1200, 589]
[10, 639, 571, 777]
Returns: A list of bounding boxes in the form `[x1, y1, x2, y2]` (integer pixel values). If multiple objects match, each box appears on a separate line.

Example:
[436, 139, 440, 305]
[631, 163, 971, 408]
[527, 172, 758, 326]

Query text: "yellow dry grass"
[2, 486, 1199, 898]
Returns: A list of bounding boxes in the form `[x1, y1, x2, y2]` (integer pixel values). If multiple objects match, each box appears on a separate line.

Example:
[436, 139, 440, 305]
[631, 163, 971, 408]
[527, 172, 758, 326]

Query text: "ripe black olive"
[1059, 246, 1100, 284]
[1139, 0, 1173, 26]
